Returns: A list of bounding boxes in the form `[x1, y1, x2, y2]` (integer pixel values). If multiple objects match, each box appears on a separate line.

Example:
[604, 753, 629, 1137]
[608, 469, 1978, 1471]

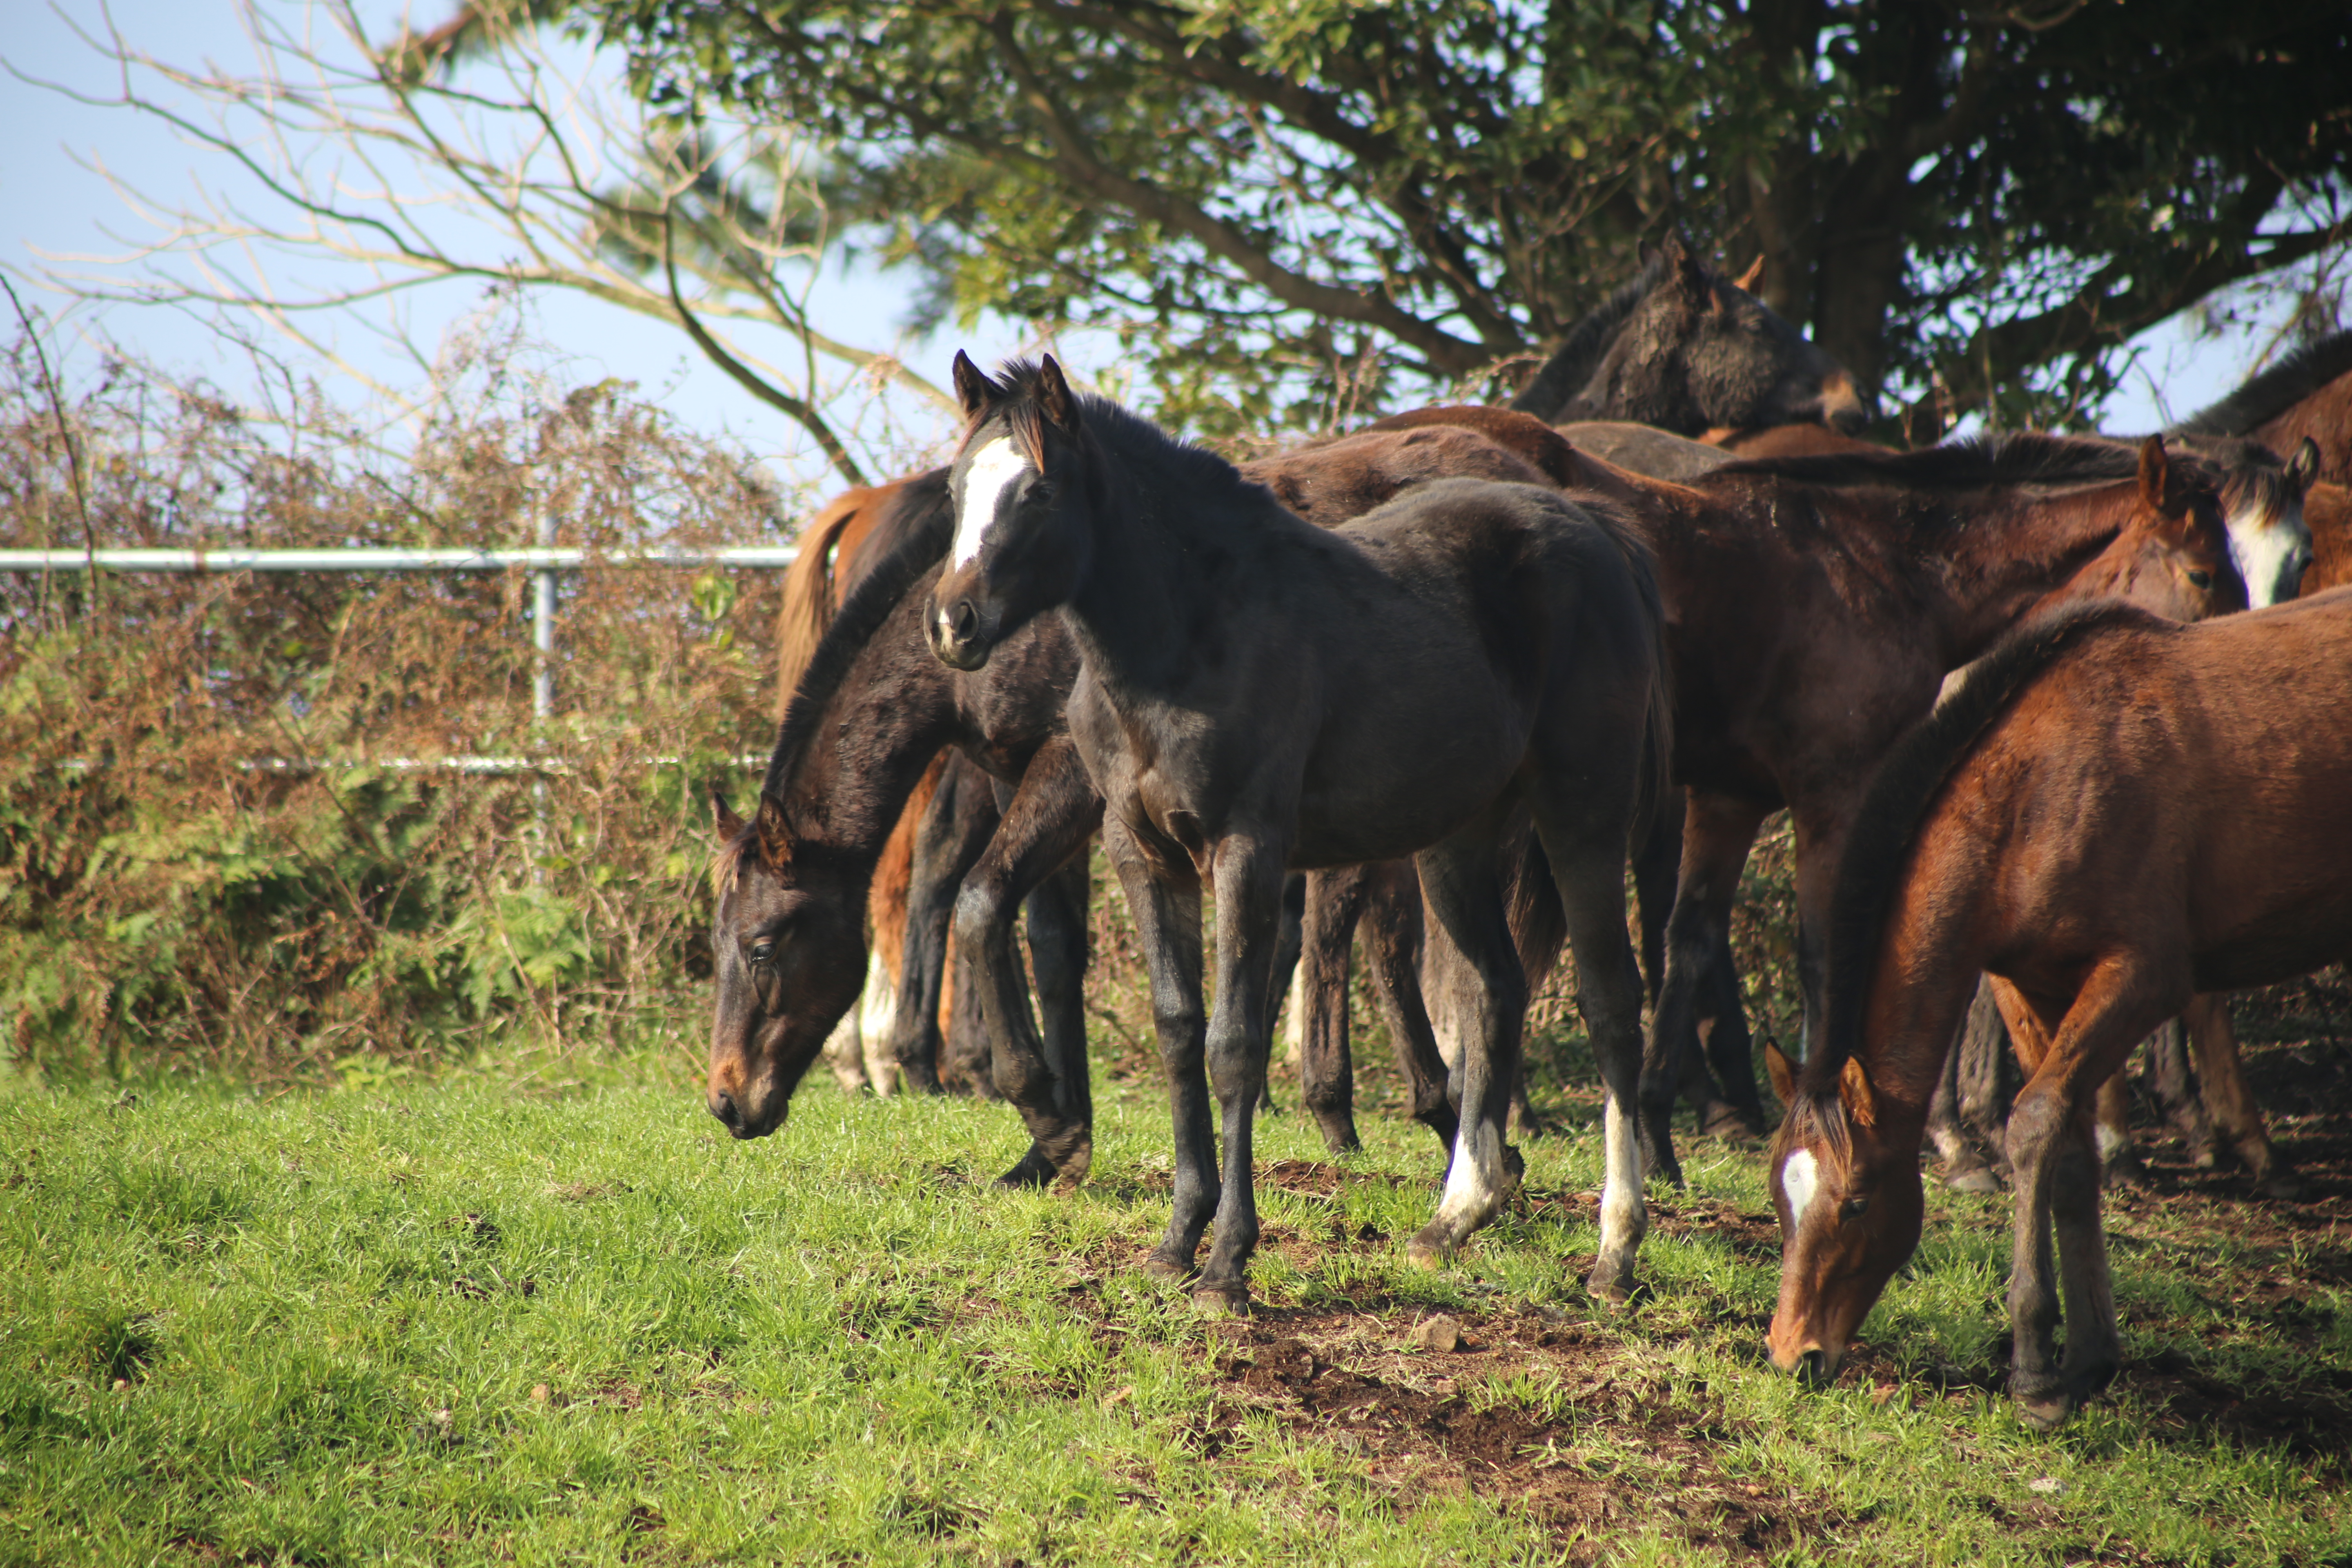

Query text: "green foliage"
[0, 334, 802, 1076]
[566, 0, 2350, 434]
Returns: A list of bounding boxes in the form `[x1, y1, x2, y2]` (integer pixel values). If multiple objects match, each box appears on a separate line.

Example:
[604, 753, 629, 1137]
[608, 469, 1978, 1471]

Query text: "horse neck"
[771, 604, 958, 861]
[1065, 451, 1265, 692]
[1907, 483, 2142, 660]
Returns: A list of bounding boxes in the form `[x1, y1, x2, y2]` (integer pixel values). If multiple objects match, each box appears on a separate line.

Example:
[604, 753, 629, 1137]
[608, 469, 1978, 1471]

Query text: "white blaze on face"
[953, 437, 1034, 569]
[2224, 496, 2311, 608]
[1781, 1147, 1820, 1225]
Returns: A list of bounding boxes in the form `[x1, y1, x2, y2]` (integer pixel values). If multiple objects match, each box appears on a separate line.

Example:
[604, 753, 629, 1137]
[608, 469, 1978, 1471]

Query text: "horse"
[932, 354, 1671, 1310]
[711, 413, 1638, 1192]
[1509, 234, 1870, 437]
[2175, 328, 2352, 485]
[1765, 590, 2352, 1428]
[1544, 434, 2250, 1186]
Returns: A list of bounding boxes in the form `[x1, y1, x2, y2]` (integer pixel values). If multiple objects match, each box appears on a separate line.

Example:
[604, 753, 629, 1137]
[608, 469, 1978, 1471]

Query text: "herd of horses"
[702, 235, 2352, 1430]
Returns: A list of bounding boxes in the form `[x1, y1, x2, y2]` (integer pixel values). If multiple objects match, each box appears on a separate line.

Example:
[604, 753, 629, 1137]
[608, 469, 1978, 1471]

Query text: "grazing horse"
[1765, 591, 2352, 1428]
[932, 354, 1670, 1310]
[1510, 234, 1870, 436]
[1546, 435, 2248, 1187]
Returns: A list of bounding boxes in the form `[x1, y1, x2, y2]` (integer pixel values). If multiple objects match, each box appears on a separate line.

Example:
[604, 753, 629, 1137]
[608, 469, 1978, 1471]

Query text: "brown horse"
[1765, 590, 2352, 1428]
[2176, 329, 2352, 484]
[2305, 481, 2352, 593]
[1548, 434, 2249, 1184]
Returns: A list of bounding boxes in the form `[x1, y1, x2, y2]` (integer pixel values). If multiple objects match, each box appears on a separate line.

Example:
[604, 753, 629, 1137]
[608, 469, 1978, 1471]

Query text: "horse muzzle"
[706, 1078, 787, 1140]
[928, 596, 999, 670]
[1819, 371, 1873, 435]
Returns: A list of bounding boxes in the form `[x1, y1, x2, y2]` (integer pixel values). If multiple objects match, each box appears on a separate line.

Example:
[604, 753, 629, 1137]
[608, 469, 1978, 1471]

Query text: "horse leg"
[1992, 969, 2167, 1429]
[1956, 978, 2018, 1181]
[890, 755, 1000, 1094]
[1928, 993, 2001, 1194]
[1259, 873, 1306, 1115]
[1407, 820, 1527, 1270]
[2094, 1069, 2148, 1189]
[1361, 859, 1462, 1158]
[1194, 830, 1292, 1313]
[1630, 787, 1682, 1004]
[1693, 928, 1766, 1137]
[2183, 993, 2300, 1198]
[1642, 791, 1771, 1190]
[1539, 810, 1651, 1303]
[1104, 818, 1213, 1283]
[2144, 1013, 2217, 1164]
[1499, 820, 1562, 1138]
[956, 741, 1105, 1188]
[1024, 855, 1095, 1130]
[1298, 866, 1372, 1154]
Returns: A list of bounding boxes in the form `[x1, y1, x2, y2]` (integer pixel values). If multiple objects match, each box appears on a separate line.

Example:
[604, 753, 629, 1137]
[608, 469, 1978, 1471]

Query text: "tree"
[535, 0, 2350, 436]
[18, 0, 953, 484]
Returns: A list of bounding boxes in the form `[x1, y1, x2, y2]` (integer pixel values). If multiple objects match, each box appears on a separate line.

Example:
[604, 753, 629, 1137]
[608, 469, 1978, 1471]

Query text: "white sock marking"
[953, 437, 1032, 568]
[1598, 1091, 1644, 1261]
[1782, 1147, 1820, 1224]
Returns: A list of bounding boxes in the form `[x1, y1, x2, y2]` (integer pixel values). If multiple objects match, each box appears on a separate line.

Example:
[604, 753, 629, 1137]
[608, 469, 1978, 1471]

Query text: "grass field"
[5, 1032, 2350, 1567]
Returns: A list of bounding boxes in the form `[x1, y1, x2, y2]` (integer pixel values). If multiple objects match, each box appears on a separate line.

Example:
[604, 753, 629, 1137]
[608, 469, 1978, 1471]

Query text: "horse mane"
[2172, 330, 2352, 439]
[984, 358, 1256, 500]
[1799, 601, 2161, 1124]
[1714, 432, 2145, 493]
[1507, 256, 1669, 421]
[757, 479, 953, 803]
[773, 486, 879, 720]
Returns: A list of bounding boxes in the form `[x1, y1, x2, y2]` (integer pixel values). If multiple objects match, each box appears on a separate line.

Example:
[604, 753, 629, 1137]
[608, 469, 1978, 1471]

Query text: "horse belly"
[1289, 682, 1531, 867]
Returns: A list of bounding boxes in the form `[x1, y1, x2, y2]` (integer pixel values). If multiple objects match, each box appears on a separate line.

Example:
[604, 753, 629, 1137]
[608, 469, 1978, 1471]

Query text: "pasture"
[7, 983, 2350, 1567]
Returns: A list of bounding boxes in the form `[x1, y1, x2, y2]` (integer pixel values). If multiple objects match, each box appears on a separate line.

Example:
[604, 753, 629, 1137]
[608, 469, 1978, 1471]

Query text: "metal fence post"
[531, 499, 557, 882]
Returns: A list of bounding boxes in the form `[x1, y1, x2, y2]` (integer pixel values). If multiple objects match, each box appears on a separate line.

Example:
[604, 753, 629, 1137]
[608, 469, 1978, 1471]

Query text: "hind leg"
[2182, 993, 2299, 1196]
[1298, 866, 1372, 1154]
[1407, 818, 1528, 1269]
[1642, 791, 1771, 1189]
[1992, 967, 2174, 1429]
[1194, 829, 1293, 1312]
[892, 758, 1001, 1093]
[1025, 855, 1095, 1129]
[1359, 860, 1462, 1158]
[1260, 875, 1305, 1115]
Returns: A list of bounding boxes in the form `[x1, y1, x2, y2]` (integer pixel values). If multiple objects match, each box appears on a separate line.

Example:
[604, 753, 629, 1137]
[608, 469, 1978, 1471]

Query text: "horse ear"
[1764, 1039, 1798, 1106]
[1664, 232, 1710, 301]
[1733, 254, 1766, 293]
[753, 791, 795, 869]
[1838, 1055, 1879, 1129]
[1037, 354, 1078, 430]
[952, 350, 1003, 419]
[2138, 435, 2191, 519]
[712, 786, 746, 842]
[2288, 437, 2322, 495]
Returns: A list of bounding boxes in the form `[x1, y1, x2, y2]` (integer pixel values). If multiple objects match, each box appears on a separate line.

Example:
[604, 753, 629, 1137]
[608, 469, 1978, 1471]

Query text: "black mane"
[1804, 601, 2159, 1100]
[1508, 257, 1669, 422]
[1715, 432, 2145, 492]
[2173, 330, 2352, 439]
[988, 358, 1259, 501]
[760, 472, 952, 801]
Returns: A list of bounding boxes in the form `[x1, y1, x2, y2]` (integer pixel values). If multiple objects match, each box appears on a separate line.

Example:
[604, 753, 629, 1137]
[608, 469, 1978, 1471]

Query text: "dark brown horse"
[1766, 590, 2352, 1428]
[1509, 235, 1869, 436]
[932, 355, 1670, 1310]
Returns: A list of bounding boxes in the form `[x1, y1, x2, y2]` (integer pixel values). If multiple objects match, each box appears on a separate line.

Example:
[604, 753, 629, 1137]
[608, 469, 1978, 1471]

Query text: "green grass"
[2, 1051, 2346, 1566]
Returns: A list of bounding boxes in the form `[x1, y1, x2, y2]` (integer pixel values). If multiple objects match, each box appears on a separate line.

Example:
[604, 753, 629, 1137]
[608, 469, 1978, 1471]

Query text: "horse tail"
[1572, 490, 1676, 847]
[1806, 601, 2157, 1098]
[773, 486, 875, 720]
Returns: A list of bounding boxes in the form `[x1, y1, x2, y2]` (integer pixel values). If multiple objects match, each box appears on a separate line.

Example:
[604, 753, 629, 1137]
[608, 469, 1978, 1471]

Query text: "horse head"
[2057, 438, 2248, 620]
[705, 788, 870, 1138]
[1580, 233, 1873, 437]
[930, 352, 1095, 670]
[2204, 436, 2319, 608]
[1762, 1042, 1926, 1385]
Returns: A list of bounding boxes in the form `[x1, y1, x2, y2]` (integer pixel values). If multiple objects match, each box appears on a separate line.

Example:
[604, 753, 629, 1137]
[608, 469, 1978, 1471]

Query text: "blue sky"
[0, 0, 2301, 497]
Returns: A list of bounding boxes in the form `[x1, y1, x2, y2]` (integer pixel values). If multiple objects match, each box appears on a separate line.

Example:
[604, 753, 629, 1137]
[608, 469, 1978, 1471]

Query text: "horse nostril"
[1797, 1348, 1827, 1387]
[710, 1090, 742, 1129]
[949, 599, 979, 642]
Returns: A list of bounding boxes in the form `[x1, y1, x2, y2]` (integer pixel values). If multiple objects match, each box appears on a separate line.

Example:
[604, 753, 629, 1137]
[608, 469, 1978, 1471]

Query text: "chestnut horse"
[1766, 590, 2352, 1428]
[931, 355, 1669, 1311]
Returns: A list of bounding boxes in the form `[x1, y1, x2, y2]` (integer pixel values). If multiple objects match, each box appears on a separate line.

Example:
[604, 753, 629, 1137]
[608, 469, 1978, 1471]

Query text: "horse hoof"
[2013, 1385, 2075, 1432]
[1139, 1254, 1192, 1285]
[2257, 1168, 2308, 1201]
[1190, 1283, 1250, 1317]
[2102, 1155, 2150, 1191]
[994, 1148, 1057, 1189]
[1584, 1266, 1637, 1307]
[1942, 1163, 2003, 1196]
[1405, 1228, 1452, 1271]
[1698, 1103, 1767, 1143]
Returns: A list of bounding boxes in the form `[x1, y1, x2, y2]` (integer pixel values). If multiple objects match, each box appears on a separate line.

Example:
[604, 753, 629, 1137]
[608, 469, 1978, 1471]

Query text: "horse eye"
[2187, 569, 2214, 590]
[749, 940, 774, 967]
[1839, 1196, 1871, 1222]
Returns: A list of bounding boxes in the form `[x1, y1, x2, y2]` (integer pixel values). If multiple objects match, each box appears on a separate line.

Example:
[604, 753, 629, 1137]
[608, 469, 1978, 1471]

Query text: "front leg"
[1643, 791, 1770, 1189]
[889, 755, 1002, 1092]
[1298, 866, 1375, 1154]
[1194, 830, 1293, 1313]
[1102, 817, 1212, 1282]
